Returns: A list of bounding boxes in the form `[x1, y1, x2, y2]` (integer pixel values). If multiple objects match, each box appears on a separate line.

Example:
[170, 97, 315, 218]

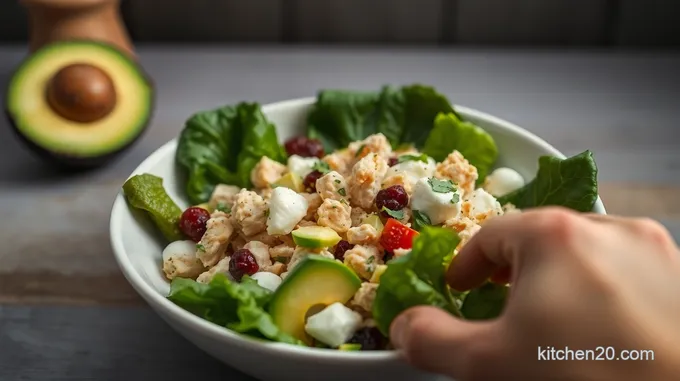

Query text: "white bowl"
[110, 97, 606, 381]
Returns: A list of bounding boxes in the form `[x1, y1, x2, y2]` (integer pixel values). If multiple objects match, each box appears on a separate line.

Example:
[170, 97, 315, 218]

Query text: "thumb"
[390, 306, 498, 378]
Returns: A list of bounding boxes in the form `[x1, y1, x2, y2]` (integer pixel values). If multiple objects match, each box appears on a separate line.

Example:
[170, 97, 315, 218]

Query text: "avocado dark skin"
[4, 40, 155, 170]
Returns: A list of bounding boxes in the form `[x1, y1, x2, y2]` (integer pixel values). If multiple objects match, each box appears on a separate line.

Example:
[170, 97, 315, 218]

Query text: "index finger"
[446, 207, 584, 291]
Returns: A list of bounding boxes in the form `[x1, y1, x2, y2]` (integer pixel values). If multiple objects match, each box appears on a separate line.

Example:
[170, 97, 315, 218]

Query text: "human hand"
[389, 207, 680, 381]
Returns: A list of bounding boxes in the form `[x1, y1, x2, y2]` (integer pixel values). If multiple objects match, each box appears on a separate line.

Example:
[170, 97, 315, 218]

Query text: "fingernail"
[390, 314, 410, 348]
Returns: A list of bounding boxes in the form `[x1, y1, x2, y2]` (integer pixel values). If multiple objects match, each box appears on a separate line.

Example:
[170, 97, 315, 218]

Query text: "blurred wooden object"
[21, 0, 134, 56]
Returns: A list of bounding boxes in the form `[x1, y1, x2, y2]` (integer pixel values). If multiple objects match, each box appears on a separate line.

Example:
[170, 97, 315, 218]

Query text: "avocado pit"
[46, 63, 117, 123]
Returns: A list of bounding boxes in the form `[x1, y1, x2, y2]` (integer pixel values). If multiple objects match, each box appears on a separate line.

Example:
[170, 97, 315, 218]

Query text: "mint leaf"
[312, 161, 331, 175]
[422, 112, 498, 183]
[412, 210, 432, 231]
[427, 177, 455, 193]
[497, 150, 598, 212]
[381, 206, 404, 220]
[398, 153, 429, 164]
[373, 226, 461, 335]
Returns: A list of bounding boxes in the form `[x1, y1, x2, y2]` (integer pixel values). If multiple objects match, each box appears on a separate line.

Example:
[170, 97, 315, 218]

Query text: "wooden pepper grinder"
[21, 0, 135, 58]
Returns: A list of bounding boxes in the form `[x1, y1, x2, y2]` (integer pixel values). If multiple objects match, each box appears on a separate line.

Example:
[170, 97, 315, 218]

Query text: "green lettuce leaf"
[168, 275, 303, 345]
[497, 150, 599, 212]
[373, 226, 461, 335]
[423, 112, 498, 182]
[122, 173, 184, 242]
[460, 282, 509, 320]
[176, 102, 286, 204]
[307, 84, 458, 151]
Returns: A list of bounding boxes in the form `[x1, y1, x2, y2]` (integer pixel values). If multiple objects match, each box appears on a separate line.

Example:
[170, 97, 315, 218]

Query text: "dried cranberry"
[383, 250, 394, 263]
[229, 249, 259, 281]
[284, 136, 325, 158]
[179, 207, 211, 242]
[375, 185, 409, 218]
[346, 327, 388, 350]
[388, 157, 399, 167]
[333, 240, 354, 260]
[303, 170, 324, 192]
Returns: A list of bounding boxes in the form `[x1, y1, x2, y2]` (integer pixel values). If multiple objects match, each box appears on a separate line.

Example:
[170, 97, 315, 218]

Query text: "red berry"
[388, 157, 399, 167]
[375, 185, 409, 218]
[229, 249, 259, 281]
[284, 136, 325, 158]
[333, 240, 354, 260]
[303, 170, 324, 192]
[179, 207, 211, 242]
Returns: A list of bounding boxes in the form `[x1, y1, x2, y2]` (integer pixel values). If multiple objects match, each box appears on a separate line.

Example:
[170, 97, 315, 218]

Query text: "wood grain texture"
[454, 0, 611, 45]
[288, 0, 443, 43]
[617, 0, 680, 46]
[0, 305, 256, 381]
[127, 0, 283, 42]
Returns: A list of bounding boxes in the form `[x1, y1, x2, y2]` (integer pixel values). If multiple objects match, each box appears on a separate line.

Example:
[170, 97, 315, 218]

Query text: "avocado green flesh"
[122, 173, 184, 242]
[292, 226, 342, 248]
[269, 256, 361, 344]
[5, 40, 153, 158]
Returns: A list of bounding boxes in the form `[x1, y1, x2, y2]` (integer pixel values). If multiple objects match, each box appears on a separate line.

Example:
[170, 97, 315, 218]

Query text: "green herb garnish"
[338, 188, 346, 196]
[355, 144, 366, 157]
[196, 244, 206, 251]
[381, 206, 404, 220]
[428, 177, 455, 193]
[312, 161, 331, 175]
[451, 193, 460, 204]
[398, 153, 429, 164]
[216, 201, 231, 213]
[412, 210, 432, 231]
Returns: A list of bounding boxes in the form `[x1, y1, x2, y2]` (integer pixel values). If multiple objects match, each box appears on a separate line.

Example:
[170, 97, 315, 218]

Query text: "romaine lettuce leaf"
[168, 274, 303, 345]
[497, 150, 599, 212]
[176, 102, 286, 204]
[423, 113, 498, 183]
[460, 282, 508, 320]
[307, 85, 458, 151]
[373, 226, 462, 335]
[122, 173, 184, 242]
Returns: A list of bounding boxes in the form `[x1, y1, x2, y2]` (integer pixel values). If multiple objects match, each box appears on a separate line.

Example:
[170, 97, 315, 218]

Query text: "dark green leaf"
[422, 113, 499, 183]
[428, 177, 455, 193]
[168, 275, 303, 345]
[373, 226, 461, 335]
[397, 153, 429, 164]
[176, 103, 286, 204]
[461, 282, 508, 320]
[122, 174, 184, 242]
[306, 85, 458, 151]
[497, 150, 599, 212]
[412, 210, 432, 231]
[381, 206, 404, 220]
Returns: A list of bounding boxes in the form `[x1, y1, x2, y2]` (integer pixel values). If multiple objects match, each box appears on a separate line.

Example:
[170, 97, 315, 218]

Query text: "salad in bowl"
[121, 84, 599, 352]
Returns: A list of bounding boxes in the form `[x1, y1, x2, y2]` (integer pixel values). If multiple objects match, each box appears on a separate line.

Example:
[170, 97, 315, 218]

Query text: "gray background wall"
[1, 0, 680, 46]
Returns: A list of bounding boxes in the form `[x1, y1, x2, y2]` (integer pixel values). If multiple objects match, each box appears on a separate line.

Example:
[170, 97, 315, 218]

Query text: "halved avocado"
[268, 255, 361, 344]
[5, 40, 154, 168]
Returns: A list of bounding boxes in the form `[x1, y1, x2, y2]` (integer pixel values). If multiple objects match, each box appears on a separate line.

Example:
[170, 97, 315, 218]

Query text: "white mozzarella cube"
[410, 177, 462, 225]
[483, 167, 525, 197]
[304, 302, 363, 348]
[250, 272, 282, 292]
[266, 187, 309, 235]
[287, 155, 320, 179]
[162, 240, 198, 262]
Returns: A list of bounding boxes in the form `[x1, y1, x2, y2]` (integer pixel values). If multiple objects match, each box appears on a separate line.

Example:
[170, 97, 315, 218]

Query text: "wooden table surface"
[1, 45, 679, 380]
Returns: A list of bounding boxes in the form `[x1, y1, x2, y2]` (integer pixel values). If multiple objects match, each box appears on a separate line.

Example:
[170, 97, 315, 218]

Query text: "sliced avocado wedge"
[5, 40, 153, 168]
[269, 255, 361, 344]
[292, 226, 342, 249]
[272, 172, 304, 192]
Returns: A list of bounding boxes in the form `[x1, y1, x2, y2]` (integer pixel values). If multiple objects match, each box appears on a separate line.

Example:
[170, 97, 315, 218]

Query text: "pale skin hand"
[389, 207, 680, 381]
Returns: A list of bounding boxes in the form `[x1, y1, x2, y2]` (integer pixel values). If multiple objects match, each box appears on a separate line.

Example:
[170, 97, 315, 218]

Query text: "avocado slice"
[5, 40, 154, 168]
[269, 255, 361, 344]
[292, 226, 342, 249]
[272, 172, 304, 193]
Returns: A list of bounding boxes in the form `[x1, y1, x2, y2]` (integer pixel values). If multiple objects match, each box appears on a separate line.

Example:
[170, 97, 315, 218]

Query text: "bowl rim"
[109, 96, 606, 362]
